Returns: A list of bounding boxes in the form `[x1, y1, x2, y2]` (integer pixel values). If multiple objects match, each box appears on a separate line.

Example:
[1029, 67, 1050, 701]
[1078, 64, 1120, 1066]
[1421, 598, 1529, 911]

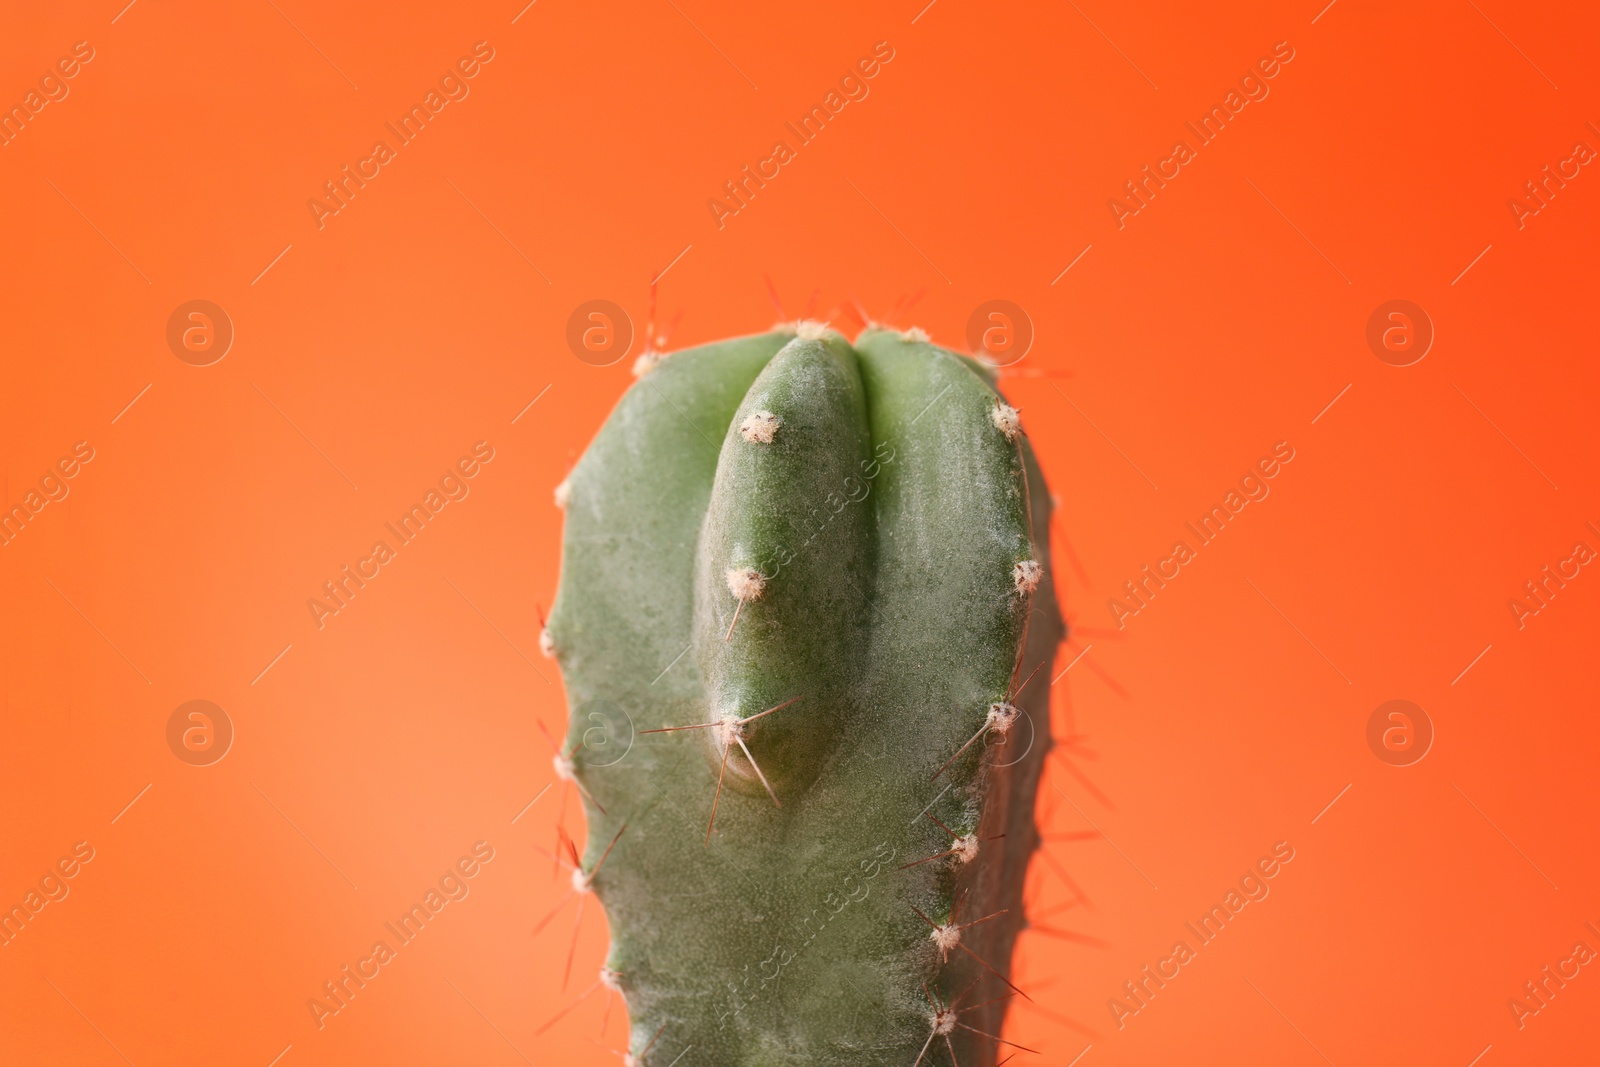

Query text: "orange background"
[2, 0, 1597, 1064]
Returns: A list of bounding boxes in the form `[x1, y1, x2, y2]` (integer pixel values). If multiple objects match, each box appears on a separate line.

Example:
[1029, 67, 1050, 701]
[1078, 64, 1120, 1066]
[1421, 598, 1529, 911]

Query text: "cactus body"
[547, 324, 1062, 1066]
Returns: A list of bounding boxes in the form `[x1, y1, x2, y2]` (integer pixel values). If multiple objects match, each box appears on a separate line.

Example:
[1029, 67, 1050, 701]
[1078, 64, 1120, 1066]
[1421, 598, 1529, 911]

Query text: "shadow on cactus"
[544, 320, 1064, 1066]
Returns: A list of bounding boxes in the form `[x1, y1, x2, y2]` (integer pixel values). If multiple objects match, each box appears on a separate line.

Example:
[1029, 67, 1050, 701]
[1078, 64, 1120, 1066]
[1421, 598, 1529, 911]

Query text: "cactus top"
[547, 325, 1062, 1067]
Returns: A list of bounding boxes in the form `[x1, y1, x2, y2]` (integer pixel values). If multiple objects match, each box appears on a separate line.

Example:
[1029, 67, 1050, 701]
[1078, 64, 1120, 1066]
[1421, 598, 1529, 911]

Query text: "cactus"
[545, 321, 1063, 1066]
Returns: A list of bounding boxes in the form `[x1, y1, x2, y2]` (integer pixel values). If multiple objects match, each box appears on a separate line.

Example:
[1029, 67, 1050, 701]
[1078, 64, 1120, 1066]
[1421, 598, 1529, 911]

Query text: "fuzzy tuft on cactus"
[545, 323, 1064, 1066]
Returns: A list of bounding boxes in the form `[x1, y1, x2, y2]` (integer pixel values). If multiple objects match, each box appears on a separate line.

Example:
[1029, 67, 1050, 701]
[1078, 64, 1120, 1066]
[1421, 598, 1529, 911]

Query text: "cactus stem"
[551, 325, 1062, 1059]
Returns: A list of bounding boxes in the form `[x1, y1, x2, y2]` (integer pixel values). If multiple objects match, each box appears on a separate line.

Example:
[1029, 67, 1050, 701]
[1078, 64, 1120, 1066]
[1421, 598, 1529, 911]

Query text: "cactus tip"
[900, 326, 931, 343]
[1012, 559, 1042, 595]
[553, 751, 576, 781]
[553, 478, 571, 509]
[599, 966, 623, 991]
[738, 410, 781, 444]
[539, 628, 557, 658]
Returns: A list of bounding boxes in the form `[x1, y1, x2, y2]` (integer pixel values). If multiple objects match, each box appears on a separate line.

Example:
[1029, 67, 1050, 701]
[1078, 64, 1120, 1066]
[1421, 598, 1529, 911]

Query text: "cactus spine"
[546, 321, 1063, 1066]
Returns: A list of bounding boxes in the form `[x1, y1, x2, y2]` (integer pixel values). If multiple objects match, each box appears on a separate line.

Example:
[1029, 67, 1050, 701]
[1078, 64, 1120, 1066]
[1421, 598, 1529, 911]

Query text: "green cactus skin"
[546, 323, 1063, 1067]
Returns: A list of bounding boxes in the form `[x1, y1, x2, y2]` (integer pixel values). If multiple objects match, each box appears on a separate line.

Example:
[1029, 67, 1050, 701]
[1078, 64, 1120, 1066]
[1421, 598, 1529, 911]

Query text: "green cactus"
[545, 321, 1063, 1067]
